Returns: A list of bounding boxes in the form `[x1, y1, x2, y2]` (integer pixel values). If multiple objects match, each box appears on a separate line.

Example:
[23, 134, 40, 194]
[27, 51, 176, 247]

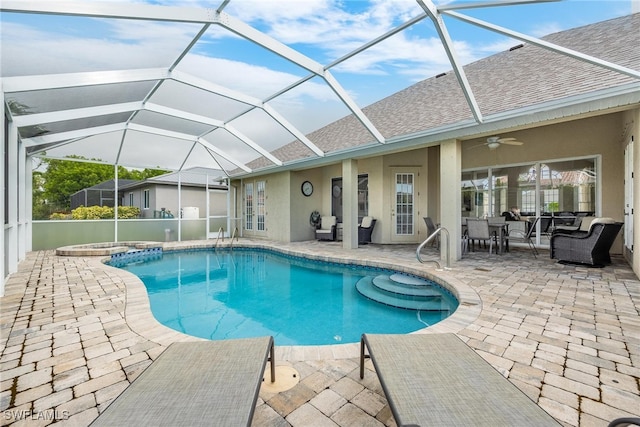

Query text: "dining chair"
[464, 218, 498, 254]
[505, 216, 539, 257]
[423, 217, 440, 248]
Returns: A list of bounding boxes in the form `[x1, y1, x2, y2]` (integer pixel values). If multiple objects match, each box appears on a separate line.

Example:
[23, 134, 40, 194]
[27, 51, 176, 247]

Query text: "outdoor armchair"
[315, 216, 337, 241]
[358, 216, 376, 244]
[550, 218, 622, 266]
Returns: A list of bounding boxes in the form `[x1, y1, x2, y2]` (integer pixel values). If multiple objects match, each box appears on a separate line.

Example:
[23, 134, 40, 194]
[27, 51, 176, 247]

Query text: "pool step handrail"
[416, 227, 450, 270]
[214, 227, 224, 250]
[229, 227, 239, 250]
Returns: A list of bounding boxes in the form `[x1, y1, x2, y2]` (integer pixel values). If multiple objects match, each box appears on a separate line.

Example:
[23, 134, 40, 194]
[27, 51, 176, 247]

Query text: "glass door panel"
[395, 173, 414, 236]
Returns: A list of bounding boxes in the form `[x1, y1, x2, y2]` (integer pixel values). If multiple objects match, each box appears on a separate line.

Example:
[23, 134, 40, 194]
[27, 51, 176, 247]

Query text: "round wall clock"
[301, 180, 313, 196]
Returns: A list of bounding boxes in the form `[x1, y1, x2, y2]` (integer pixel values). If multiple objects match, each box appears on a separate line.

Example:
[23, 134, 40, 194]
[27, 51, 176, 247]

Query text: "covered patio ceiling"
[2, 1, 638, 178]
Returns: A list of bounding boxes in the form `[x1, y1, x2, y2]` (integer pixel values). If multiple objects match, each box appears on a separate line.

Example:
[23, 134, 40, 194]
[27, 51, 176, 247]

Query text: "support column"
[25, 155, 33, 253]
[178, 171, 182, 241]
[18, 138, 27, 259]
[440, 139, 462, 261]
[6, 119, 19, 275]
[342, 159, 358, 249]
[1, 93, 6, 294]
[114, 164, 119, 242]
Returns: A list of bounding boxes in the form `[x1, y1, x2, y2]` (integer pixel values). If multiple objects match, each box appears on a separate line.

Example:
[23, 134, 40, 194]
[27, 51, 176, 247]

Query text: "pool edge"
[105, 240, 482, 361]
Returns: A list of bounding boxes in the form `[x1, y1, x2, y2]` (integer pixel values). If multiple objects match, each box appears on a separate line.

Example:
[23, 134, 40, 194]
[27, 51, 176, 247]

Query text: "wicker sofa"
[550, 218, 622, 266]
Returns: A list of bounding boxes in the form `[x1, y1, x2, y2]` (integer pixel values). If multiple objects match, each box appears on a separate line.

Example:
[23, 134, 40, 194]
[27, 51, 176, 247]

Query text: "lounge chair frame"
[360, 333, 559, 426]
[91, 336, 275, 427]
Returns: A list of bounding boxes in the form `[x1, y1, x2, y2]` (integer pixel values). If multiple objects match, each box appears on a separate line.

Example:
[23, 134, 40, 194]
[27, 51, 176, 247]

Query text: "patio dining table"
[462, 220, 509, 254]
[489, 223, 509, 254]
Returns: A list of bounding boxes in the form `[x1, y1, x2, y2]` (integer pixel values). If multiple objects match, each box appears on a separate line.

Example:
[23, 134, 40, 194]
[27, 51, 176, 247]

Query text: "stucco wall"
[291, 169, 324, 241]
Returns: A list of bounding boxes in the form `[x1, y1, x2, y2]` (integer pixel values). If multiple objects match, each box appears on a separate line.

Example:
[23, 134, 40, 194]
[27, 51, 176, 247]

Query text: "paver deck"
[1, 240, 638, 426]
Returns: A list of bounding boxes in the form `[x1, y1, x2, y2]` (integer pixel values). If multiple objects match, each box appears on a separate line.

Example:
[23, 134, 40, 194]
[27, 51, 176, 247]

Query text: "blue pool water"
[112, 248, 458, 345]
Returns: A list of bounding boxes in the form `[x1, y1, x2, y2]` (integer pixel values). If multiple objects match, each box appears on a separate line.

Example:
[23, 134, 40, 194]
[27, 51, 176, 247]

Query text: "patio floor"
[1, 240, 639, 426]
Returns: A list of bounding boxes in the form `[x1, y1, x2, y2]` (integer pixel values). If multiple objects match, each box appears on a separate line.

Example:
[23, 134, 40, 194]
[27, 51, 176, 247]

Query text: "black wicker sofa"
[550, 218, 622, 266]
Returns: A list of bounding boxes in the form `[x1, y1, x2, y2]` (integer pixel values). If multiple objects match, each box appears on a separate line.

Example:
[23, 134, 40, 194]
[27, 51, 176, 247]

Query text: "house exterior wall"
[123, 185, 226, 219]
[234, 111, 632, 246]
[229, 109, 639, 276]
[291, 169, 324, 241]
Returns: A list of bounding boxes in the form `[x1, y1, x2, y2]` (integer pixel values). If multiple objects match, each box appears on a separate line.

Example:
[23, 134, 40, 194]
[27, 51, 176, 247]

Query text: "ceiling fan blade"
[501, 139, 524, 145]
[467, 143, 487, 150]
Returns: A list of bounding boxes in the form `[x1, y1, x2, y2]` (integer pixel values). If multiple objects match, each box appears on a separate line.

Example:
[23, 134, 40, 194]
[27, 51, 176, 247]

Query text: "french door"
[391, 169, 419, 243]
[625, 140, 634, 253]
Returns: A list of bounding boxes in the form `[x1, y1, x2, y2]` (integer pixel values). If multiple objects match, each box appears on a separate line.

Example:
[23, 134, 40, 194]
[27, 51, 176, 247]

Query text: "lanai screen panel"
[2, 1, 638, 175]
[6, 81, 157, 115]
[1, 12, 203, 76]
[32, 131, 127, 165]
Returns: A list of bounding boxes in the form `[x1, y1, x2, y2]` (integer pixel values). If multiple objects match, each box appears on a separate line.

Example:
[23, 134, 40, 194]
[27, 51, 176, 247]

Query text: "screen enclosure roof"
[2, 1, 639, 178]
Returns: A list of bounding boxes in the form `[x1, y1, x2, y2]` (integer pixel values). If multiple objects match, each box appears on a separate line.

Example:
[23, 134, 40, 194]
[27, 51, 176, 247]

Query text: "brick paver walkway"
[1, 240, 638, 426]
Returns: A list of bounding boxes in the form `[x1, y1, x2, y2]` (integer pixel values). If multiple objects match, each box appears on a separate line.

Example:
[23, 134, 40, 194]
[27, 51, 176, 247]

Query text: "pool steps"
[355, 274, 448, 311]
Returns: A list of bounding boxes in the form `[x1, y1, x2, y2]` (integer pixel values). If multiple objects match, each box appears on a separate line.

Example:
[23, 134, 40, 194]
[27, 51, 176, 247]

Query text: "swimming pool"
[112, 248, 458, 345]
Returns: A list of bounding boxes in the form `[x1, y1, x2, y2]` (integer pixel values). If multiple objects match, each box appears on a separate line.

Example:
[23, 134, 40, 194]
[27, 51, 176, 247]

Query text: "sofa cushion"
[320, 216, 336, 229]
[360, 216, 373, 228]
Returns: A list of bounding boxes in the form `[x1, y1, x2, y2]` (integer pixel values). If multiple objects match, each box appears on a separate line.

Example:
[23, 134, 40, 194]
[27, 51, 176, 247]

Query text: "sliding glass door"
[462, 157, 598, 243]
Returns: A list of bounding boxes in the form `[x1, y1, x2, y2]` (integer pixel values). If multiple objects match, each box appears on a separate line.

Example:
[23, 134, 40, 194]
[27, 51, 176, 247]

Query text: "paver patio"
[1, 240, 638, 426]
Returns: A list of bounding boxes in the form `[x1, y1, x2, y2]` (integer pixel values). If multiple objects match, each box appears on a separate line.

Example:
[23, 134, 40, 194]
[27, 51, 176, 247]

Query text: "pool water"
[113, 248, 458, 345]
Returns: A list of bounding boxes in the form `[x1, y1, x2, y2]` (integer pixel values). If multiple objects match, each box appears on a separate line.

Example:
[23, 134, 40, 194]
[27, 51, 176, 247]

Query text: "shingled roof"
[243, 13, 639, 172]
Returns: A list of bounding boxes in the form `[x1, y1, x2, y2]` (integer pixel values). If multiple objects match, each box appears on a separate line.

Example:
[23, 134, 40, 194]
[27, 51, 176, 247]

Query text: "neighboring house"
[119, 168, 227, 220]
[70, 168, 227, 219]
[70, 179, 138, 210]
[119, 168, 227, 218]
[231, 14, 639, 270]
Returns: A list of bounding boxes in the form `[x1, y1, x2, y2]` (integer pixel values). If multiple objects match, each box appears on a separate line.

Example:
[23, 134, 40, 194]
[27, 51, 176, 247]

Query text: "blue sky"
[1, 0, 637, 164]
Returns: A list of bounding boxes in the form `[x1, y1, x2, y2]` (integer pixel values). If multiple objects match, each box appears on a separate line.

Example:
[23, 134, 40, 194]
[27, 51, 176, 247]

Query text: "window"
[143, 189, 150, 209]
[463, 159, 596, 218]
[331, 174, 369, 222]
[128, 192, 134, 207]
[358, 174, 369, 221]
[461, 170, 489, 217]
[245, 183, 253, 230]
[257, 180, 265, 231]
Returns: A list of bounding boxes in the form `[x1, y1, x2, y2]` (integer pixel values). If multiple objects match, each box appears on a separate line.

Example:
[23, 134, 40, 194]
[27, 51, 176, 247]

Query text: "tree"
[31, 170, 51, 220]
[36, 156, 168, 214]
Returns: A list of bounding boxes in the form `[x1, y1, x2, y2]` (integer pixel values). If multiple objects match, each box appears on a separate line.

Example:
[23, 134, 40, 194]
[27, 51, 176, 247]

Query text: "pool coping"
[100, 240, 482, 361]
[57, 241, 164, 256]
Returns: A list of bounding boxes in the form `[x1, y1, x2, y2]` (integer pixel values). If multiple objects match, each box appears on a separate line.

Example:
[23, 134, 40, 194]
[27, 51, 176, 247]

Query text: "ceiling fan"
[468, 136, 524, 150]
[483, 136, 524, 150]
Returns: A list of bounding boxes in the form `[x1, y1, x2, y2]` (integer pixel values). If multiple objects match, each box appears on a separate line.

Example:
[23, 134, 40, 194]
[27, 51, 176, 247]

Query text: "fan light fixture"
[486, 137, 501, 150]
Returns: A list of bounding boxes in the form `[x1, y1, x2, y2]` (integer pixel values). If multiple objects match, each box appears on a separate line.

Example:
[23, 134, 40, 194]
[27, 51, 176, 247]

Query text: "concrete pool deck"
[1, 240, 638, 426]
